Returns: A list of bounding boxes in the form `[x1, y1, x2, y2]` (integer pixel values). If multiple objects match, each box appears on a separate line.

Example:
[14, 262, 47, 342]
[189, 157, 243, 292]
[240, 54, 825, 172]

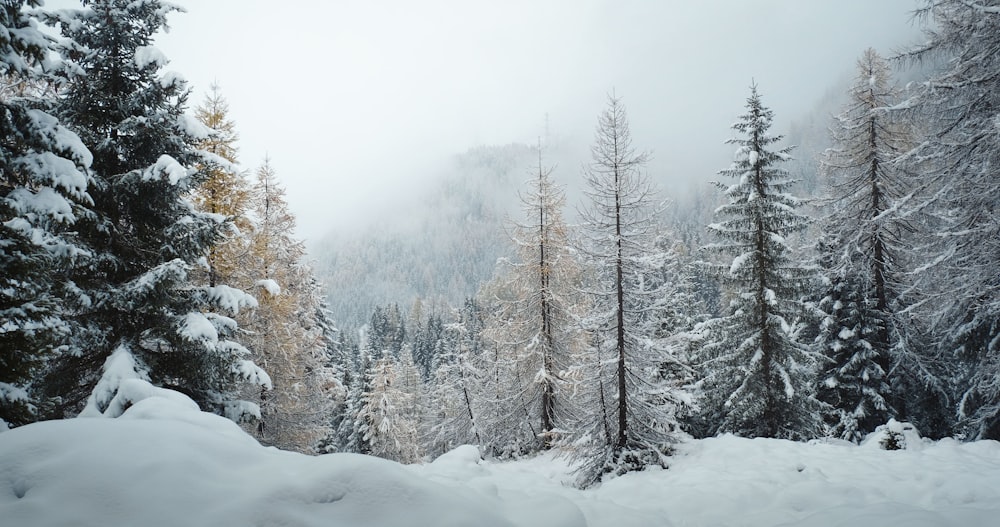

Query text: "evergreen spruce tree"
[316, 307, 352, 454]
[0, 1, 92, 428]
[412, 311, 444, 379]
[359, 350, 422, 463]
[696, 84, 821, 440]
[572, 93, 689, 486]
[339, 334, 372, 455]
[425, 301, 485, 456]
[367, 303, 408, 359]
[903, 0, 1000, 439]
[815, 49, 918, 441]
[42, 0, 269, 418]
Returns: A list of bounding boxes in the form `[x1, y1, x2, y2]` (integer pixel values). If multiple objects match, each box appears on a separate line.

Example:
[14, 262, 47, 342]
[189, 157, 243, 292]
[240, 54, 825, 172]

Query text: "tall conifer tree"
[904, 0, 1000, 439]
[242, 159, 335, 451]
[815, 49, 918, 441]
[425, 300, 485, 456]
[191, 84, 251, 288]
[573, 93, 688, 485]
[697, 84, 821, 440]
[483, 147, 584, 450]
[42, 0, 269, 418]
[0, 1, 92, 428]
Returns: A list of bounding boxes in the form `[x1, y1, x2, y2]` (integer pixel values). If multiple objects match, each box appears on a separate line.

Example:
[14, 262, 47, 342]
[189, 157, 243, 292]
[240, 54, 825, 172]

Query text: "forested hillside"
[310, 143, 536, 328]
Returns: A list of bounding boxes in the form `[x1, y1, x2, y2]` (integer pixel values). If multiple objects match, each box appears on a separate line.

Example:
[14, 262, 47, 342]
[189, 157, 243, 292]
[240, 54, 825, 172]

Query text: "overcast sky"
[48, 0, 924, 242]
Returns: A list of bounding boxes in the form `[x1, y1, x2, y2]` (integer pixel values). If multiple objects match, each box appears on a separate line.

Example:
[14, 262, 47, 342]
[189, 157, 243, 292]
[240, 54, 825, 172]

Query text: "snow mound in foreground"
[0, 390, 512, 527]
[2, 386, 1000, 527]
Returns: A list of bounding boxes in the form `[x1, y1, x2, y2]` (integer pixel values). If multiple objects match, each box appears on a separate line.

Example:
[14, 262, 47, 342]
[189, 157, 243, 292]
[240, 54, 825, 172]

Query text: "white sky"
[45, 0, 923, 242]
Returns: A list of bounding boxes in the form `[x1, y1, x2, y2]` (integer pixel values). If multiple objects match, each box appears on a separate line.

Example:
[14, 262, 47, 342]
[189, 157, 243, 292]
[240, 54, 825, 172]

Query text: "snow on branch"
[79, 346, 151, 417]
[234, 360, 273, 390]
[133, 45, 167, 69]
[142, 154, 189, 185]
[179, 312, 218, 343]
[255, 279, 281, 296]
[205, 285, 258, 314]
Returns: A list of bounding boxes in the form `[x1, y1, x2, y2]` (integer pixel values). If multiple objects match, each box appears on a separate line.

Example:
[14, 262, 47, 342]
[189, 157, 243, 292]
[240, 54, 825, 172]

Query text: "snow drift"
[2, 385, 1000, 526]
[0, 389, 511, 527]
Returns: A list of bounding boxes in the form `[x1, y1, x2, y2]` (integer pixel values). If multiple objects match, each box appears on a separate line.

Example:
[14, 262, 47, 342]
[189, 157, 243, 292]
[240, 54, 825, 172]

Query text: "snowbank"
[2, 388, 1000, 526]
[0, 393, 511, 527]
[594, 434, 1000, 526]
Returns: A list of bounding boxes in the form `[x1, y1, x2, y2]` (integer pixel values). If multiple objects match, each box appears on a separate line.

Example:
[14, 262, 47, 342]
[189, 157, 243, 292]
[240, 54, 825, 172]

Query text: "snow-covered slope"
[2, 386, 999, 526]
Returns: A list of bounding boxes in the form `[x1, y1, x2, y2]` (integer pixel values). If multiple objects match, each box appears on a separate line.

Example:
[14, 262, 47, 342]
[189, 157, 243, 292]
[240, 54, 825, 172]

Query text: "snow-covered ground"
[2, 384, 999, 527]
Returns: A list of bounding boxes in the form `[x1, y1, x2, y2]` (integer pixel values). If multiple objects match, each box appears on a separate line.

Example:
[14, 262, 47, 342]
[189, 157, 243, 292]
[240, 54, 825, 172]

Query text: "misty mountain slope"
[310, 52, 940, 333]
[312, 143, 538, 328]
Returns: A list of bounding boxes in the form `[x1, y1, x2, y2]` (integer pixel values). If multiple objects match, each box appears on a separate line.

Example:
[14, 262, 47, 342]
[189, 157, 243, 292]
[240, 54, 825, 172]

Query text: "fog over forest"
[102, 0, 923, 240]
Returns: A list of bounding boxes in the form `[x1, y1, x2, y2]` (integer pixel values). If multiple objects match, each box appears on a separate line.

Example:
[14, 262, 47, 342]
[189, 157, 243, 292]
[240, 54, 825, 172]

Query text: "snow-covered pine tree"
[293, 275, 343, 452]
[397, 343, 426, 446]
[41, 0, 269, 419]
[902, 0, 1000, 439]
[359, 350, 422, 463]
[412, 310, 444, 379]
[638, 230, 702, 410]
[425, 300, 485, 457]
[0, 1, 93, 428]
[572, 93, 689, 486]
[368, 303, 408, 359]
[815, 49, 921, 442]
[337, 332, 372, 455]
[316, 300, 358, 454]
[481, 147, 585, 450]
[696, 84, 821, 440]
